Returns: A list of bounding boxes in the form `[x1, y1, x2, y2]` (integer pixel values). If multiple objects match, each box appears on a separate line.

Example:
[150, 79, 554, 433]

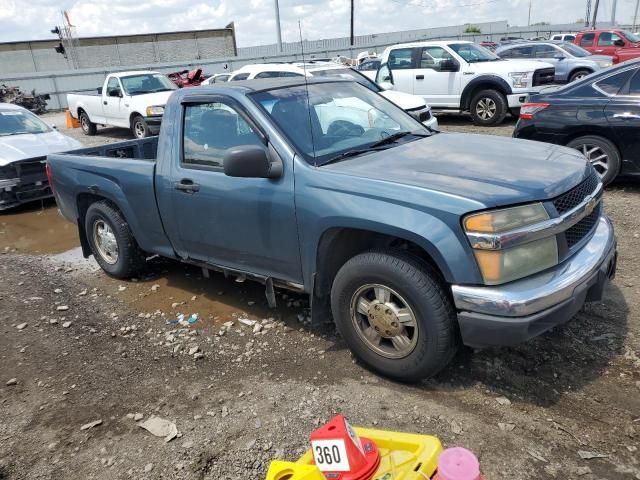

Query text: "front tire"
[469, 89, 507, 126]
[567, 135, 620, 186]
[330, 250, 458, 382]
[569, 69, 591, 83]
[131, 115, 151, 139]
[79, 110, 97, 136]
[85, 201, 146, 279]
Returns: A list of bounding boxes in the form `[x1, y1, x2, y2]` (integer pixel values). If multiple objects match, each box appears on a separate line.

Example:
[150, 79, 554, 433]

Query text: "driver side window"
[183, 101, 263, 168]
[106, 78, 121, 96]
[419, 47, 454, 71]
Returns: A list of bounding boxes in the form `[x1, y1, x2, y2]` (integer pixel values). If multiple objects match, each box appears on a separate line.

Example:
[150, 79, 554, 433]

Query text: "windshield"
[622, 31, 640, 43]
[559, 43, 591, 57]
[120, 74, 177, 95]
[449, 43, 500, 62]
[310, 67, 381, 92]
[250, 82, 428, 166]
[0, 109, 50, 136]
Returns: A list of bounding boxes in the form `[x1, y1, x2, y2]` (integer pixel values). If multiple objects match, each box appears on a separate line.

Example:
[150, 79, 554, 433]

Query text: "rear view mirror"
[439, 59, 459, 72]
[223, 145, 282, 179]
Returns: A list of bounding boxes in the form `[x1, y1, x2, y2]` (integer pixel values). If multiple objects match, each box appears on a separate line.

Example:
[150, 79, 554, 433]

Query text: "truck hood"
[478, 59, 554, 73]
[0, 130, 83, 167]
[324, 133, 590, 208]
[380, 90, 427, 110]
[128, 90, 174, 109]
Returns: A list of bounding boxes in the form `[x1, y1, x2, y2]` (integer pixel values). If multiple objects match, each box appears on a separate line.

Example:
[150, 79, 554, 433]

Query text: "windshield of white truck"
[0, 109, 50, 136]
[120, 74, 177, 95]
[310, 68, 382, 92]
[449, 43, 501, 62]
[251, 81, 428, 166]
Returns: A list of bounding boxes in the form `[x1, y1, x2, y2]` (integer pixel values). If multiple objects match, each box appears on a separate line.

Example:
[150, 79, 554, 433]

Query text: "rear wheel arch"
[76, 193, 126, 257]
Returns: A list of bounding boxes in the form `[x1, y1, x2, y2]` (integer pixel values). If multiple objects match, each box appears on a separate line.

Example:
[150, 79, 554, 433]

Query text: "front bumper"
[507, 85, 550, 108]
[144, 115, 162, 134]
[423, 115, 438, 130]
[0, 159, 51, 210]
[452, 215, 617, 347]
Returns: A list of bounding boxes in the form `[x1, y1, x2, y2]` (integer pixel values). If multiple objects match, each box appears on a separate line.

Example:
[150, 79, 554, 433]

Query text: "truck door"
[103, 77, 124, 125]
[578, 32, 596, 53]
[412, 46, 461, 107]
[594, 32, 623, 56]
[386, 47, 418, 95]
[161, 97, 302, 284]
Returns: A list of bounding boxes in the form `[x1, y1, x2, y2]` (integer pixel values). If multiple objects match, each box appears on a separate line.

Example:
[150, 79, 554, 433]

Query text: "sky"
[1, 0, 638, 47]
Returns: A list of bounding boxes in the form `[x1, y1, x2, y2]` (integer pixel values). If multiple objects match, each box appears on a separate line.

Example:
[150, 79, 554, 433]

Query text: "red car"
[575, 29, 640, 63]
[167, 68, 209, 88]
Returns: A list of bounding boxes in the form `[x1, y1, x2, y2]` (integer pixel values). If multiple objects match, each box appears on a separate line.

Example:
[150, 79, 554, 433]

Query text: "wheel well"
[563, 130, 619, 152]
[77, 107, 85, 118]
[569, 67, 593, 79]
[462, 82, 508, 111]
[76, 193, 118, 257]
[314, 228, 445, 298]
[129, 112, 143, 126]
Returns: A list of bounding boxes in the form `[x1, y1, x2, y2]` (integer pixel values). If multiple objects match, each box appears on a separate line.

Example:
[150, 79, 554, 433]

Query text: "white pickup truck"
[67, 71, 177, 138]
[376, 41, 556, 126]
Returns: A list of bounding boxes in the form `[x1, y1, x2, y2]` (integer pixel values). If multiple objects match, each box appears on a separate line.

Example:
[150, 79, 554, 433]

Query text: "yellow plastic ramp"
[266, 460, 326, 480]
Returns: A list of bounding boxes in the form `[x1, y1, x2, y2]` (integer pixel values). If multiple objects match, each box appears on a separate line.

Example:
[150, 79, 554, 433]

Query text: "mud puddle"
[0, 200, 79, 254]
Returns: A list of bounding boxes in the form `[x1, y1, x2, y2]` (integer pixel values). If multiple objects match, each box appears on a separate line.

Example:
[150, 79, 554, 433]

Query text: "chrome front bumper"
[452, 215, 617, 346]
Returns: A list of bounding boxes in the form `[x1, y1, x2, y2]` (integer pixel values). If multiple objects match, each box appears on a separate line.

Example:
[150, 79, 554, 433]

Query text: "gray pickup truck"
[47, 78, 617, 381]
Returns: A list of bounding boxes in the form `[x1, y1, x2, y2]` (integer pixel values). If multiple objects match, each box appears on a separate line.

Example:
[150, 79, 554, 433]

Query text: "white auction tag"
[311, 439, 350, 472]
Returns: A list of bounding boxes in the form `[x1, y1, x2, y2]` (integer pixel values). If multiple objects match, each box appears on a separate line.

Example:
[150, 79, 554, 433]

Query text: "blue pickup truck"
[47, 78, 617, 381]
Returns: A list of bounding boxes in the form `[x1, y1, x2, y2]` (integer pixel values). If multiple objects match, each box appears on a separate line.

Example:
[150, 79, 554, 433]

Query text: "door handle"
[103, 101, 108, 105]
[612, 112, 640, 119]
[416, 75, 425, 80]
[174, 179, 200, 193]
[595, 49, 604, 53]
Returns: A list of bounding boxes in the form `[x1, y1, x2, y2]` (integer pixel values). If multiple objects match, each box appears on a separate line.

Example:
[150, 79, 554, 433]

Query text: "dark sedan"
[514, 59, 640, 185]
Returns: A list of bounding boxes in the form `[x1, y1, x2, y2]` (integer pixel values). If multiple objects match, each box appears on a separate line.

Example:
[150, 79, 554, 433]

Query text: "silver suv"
[496, 41, 614, 83]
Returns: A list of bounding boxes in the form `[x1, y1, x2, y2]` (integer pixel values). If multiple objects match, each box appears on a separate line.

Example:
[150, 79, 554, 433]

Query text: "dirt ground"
[0, 113, 639, 480]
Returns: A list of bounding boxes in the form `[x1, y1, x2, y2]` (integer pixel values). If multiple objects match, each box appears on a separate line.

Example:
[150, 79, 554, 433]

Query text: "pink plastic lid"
[437, 447, 481, 480]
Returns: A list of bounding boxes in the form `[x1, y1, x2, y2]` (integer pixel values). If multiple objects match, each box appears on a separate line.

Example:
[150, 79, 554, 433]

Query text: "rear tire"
[330, 249, 458, 382]
[131, 115, 150, 139]
[469, 89, 507, 126]
[567, 135, 620, 186]
[569, 69, 591, 82]
[79, 110, 97, 136]
[85, 201, 146, 279]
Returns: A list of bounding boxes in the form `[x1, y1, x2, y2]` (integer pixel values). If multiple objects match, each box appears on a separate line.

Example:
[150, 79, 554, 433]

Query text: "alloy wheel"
[476, 98, 497, 120]
[576, 143, 609, 178]
[93, 220, 119, 265]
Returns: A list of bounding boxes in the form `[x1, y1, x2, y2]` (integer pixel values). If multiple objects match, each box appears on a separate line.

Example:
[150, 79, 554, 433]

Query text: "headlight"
[146, 105, 165, 116]
[508, 72, 530, 88]
[595, 60, 612, 68]
[464, 203, 559, 285]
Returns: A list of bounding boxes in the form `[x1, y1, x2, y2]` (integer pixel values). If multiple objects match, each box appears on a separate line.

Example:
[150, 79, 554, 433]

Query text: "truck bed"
[62, 137, 158, 161]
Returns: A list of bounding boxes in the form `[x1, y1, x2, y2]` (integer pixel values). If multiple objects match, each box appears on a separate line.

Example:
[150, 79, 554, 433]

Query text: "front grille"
[14, 159, 47, 178]
[552, 172, 600, 214]
[565, 204, 601, 249]
[533, 67, 555, 86]
[408, 107, 431, 123]
[418, 110, 431, 122]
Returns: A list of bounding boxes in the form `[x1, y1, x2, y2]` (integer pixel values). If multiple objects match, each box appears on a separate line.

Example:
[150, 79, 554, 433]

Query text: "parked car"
[226, 63, 438, 129]
[575, 29, 640, 63]
[67, 71, 178, 139]
[550, 33, 577, 42]
[356, 58, 381, 80]
[167, 68, 209, 88]
[376, 40, 555, 126]
[47, 78, 617, 381]
[200, 73, 232, 85]
[514, 59, 640, 185]
[496, 41, 613, 82]
[0, 103, 82, 210]
[479, 41, 499, 51]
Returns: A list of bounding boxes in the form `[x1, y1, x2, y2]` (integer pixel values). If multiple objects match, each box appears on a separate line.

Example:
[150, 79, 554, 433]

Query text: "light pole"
[611, 0, 617, 25]
[350, 0, 355, 46]
[274, 0, 283, 52]
[633, 0, 639, 31]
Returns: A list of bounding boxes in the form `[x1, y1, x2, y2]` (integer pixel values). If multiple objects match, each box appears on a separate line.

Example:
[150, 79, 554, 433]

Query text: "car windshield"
[622, 31, 640, 43]
[0, 109, 50, 136]
[449, 43, 501, 62]
[559, 43, 591, 57]
[250, 81, 428, 166]
[120, 74, 177, 95]
[310, 67, 381, 92]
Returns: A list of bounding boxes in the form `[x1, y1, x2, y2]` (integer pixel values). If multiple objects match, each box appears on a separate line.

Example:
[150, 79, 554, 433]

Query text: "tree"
[464, 25, 482, 33]
[531, 21, 550, 25]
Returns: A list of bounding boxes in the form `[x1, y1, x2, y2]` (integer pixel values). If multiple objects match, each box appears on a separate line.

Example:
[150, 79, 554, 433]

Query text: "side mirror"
[614, 39, 625, 47]
[439, 59, 460, 72]
[223, 145, 282, 179]
[375, 63, 394, 87]
[50, 124, 57, 130]
[554, 53, 566, 60]
[108, 89, 122, 98]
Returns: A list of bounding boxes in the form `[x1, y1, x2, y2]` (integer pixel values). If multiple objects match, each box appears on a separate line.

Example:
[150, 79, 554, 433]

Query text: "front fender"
[460, 75, 513, 110]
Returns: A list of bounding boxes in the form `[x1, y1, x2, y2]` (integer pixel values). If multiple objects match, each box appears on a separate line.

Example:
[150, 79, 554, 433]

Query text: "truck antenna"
[298, 21, 317, 161]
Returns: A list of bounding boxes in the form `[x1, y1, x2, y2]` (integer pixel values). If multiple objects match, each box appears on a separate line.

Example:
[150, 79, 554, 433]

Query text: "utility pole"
[350, 0, 355, 46]
[592, 0, 600, 27]
[611, 0, 617, 25]
[528, 0, 532, 26]
[585, 0, 592, 27]
[274, 0, 282, 52]
[634, 0, 640, 31]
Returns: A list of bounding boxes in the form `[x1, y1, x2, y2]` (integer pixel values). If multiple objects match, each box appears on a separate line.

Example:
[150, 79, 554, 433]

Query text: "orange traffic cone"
[309, 415, 380, 480]
[65, 110, 80, 128]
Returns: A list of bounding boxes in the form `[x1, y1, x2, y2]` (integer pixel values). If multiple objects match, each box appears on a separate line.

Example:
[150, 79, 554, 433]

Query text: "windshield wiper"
[369, 130, 428, 148]
[321, 147, 387, 166]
